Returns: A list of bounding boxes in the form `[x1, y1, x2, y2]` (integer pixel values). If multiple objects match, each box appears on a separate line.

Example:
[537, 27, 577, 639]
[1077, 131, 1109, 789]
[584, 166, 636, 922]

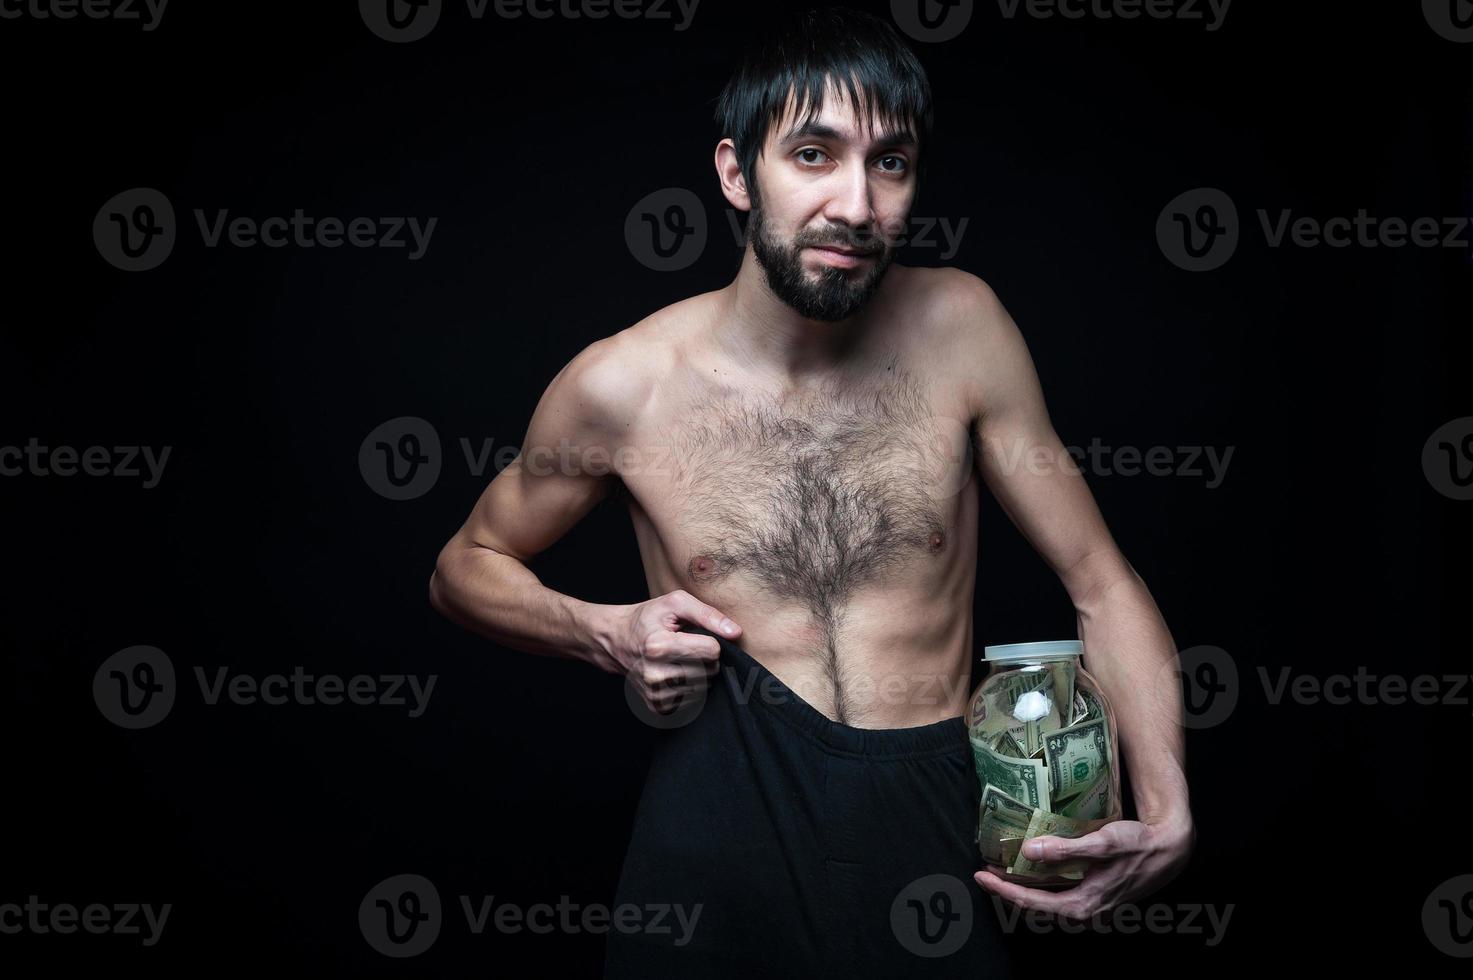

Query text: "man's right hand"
[598, 590, 742, 716]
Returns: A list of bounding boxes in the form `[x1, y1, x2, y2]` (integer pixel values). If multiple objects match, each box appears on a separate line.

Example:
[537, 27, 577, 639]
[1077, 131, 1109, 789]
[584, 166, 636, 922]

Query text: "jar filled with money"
[968, 640, 1122, 888]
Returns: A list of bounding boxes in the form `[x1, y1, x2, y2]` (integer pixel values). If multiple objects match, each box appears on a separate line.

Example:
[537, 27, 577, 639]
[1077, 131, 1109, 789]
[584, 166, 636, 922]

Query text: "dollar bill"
[977, 783, 1034, 867]
[1056, 768, 1111, 821]
[993, 729, 1025, 758]
[969, 732, 1049, 809]
[1006, 808, 1111, 880]
[1078, 685, 1105, 723]
[1069, 689, 1088, 726]
[1043, 717, 1110, 801]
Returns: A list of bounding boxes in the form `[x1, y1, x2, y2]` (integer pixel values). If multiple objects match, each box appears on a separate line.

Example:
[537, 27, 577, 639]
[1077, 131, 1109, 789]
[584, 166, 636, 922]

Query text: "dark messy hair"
[713, 6, 934, 208]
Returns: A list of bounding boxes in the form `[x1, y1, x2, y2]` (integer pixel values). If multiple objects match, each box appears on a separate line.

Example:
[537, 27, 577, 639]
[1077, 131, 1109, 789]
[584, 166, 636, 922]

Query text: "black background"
[2, 0, 1469, 974]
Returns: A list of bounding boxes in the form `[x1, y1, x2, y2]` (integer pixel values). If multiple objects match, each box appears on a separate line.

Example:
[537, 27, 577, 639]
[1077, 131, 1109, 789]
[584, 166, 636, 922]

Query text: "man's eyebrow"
[777, 121, 917, 149]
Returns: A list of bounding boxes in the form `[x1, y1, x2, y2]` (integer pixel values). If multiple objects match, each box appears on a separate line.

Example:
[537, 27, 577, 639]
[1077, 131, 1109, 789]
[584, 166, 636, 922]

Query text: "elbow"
[428, 548, 458, 618]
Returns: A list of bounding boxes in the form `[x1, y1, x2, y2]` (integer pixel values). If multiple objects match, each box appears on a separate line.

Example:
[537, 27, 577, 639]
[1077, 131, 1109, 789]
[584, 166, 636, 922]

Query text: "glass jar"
[967, 640, 1122, 889]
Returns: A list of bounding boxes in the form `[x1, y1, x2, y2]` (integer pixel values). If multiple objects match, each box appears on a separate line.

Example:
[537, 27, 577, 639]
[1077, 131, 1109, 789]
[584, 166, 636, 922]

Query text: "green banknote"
[977, 783, 1034, 867]
[969, 732, 1049, 809]
[1043, 717, 1110, 801]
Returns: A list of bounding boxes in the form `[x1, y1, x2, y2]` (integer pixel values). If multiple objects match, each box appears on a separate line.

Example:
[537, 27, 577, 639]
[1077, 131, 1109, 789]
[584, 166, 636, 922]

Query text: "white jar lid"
[982, 640, 1082, 662]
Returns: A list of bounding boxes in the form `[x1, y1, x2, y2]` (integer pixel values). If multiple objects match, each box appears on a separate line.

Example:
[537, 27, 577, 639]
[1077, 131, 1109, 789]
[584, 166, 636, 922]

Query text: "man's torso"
[610, 264, 984, 728]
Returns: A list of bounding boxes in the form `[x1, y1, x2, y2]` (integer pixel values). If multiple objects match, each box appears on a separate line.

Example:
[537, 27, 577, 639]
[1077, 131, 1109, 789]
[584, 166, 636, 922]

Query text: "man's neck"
[714, 248, 868, 383]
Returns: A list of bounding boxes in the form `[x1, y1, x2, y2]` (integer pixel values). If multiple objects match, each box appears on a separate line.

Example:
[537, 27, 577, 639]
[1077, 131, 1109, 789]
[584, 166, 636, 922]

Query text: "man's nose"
[823, 163, 875, 233]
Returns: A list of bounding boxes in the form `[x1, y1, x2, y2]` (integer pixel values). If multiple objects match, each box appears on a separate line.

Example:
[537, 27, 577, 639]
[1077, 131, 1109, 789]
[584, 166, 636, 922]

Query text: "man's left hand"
[973, 811, 1196, 925]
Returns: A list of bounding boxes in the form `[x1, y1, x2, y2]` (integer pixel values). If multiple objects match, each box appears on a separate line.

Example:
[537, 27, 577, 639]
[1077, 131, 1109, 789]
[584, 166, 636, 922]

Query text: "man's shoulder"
[895, 264, 1007, 332]
[886, 264, 1013, 360]
[550, 290, 715, 436]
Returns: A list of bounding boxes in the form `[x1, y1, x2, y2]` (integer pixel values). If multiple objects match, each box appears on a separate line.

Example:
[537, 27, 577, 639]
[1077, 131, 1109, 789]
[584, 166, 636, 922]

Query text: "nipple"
[688, 553, 721, 580]
[927, 530, 946, 553]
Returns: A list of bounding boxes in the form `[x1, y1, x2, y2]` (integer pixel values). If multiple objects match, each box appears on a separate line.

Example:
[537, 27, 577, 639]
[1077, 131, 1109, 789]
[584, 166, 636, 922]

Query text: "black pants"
[605, 625, 1020, 979]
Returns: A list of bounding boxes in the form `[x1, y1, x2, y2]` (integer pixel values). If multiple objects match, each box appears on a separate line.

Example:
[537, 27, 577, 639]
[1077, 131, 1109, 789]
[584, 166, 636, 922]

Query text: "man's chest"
[622, 366, 977, 606]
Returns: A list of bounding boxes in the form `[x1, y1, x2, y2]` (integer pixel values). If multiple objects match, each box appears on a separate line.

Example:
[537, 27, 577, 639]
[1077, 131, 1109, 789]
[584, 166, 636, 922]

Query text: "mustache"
[795, 232, 886, 253]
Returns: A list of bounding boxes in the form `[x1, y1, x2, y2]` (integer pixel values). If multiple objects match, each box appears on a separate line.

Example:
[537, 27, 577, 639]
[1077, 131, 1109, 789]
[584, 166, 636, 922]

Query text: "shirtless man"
[429, 8, 1194, 977]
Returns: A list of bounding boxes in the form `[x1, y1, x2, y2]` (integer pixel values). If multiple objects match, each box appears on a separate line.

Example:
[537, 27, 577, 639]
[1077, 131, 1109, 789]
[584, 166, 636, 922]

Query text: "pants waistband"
[680, 625, 970, 760]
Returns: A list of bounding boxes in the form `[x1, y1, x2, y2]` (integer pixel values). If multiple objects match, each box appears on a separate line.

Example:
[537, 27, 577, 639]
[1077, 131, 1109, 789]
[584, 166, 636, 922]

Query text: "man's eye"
[797, 148, 829, 165]
[877, 156, 908, 174]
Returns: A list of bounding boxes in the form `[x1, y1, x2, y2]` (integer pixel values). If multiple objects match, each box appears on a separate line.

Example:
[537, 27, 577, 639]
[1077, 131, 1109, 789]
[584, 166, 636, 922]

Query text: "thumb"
[670, 590, 741, 638]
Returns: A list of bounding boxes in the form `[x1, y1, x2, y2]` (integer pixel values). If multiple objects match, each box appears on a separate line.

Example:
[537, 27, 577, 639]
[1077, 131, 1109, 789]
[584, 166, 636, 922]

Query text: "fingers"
[665, 589, 740, 639]
[630, 626, 723, 715]
[1017, 825, 1127, 866]
[972, 869, 1095, 923]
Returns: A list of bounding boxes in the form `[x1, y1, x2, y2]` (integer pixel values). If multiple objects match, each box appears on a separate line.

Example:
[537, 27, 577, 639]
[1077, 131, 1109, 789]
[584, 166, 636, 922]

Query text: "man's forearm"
[1072, 562, 1191, 828]
[429, 543, 623, 668]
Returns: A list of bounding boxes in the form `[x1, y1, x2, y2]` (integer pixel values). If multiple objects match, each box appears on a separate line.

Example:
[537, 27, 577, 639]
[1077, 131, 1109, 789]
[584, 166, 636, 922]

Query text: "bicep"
[448, 339, 632, 564]
[964, 286, 1125, 602]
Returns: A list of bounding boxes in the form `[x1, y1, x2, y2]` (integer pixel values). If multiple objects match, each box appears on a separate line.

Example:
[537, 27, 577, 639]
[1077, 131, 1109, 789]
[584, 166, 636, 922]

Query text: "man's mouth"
[806, 244, 877, 267]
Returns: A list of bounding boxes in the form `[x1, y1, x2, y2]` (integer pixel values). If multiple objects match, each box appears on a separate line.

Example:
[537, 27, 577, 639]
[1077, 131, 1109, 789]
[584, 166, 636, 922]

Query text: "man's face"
[746, 84, 918, 322]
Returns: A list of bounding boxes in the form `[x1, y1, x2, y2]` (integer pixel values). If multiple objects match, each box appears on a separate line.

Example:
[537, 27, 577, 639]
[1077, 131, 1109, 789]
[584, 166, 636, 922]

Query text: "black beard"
[748, 203, 894, 323]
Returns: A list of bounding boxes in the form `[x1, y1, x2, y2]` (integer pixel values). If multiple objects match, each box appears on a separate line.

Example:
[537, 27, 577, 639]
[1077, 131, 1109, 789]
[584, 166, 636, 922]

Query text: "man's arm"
[941, 270, 1194, 907]
[429, 332, 742, 716]
[427, 334, 636, 669]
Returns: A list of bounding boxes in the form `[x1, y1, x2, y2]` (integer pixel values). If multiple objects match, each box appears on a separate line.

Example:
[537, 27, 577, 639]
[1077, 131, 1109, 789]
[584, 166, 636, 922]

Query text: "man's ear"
[714, 138, 751, 212]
